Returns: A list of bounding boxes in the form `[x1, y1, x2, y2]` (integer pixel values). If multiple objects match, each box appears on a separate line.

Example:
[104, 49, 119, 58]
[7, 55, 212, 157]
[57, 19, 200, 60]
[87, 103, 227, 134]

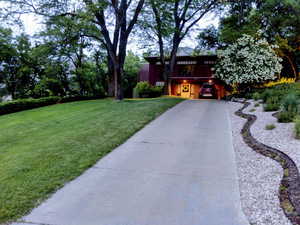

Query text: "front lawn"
[0, 97, 183, 223]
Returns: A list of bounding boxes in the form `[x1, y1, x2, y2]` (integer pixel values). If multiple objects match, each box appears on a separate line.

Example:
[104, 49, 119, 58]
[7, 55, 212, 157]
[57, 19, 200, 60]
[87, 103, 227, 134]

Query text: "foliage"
[264, 102, 280, 112]
[219, 0, 300, 79]
[278, 111, 296, 123]
[215, 34, 283, 91]
[0, 97, 60, 115]
[123, 51, 142, 98]
[195, 25, 220, 51]
[134, 81, 163, 98]
[252, 92, 260, 101]
[265, 124, 276, 130]
[263, 77, 296, 88]
[140, 0, 221, 85]
[281, 93, 299, 115]
[295, 116, 300, 139]
[0, 97, 183, 223]
[264, 95, 280, 111]
[0, 95, 106, 116]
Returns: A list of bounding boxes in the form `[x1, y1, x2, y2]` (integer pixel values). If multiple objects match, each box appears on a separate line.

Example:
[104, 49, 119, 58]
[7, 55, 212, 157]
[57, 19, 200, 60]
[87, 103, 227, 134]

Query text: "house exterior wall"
[139, 55, 226, 99]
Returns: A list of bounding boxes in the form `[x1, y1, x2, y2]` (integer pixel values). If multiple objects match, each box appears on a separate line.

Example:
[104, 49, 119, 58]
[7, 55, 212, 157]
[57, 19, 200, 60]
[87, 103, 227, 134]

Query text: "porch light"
[183, 80, 187, 83]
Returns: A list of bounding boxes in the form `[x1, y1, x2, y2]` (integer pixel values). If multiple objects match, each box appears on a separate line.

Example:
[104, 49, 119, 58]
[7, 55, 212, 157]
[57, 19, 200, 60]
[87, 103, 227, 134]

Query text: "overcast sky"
[18, 11, 219, 54]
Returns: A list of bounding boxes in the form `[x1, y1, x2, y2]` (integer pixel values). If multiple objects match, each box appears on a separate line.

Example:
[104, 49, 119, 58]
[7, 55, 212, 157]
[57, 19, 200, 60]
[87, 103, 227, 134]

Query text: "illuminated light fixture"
[183, 80, 187, 83]
[208, 79, 213, 83]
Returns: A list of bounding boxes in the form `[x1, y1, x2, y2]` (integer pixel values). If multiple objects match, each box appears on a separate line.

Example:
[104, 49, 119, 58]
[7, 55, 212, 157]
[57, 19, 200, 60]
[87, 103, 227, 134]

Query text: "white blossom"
[215, 34, 283, 86]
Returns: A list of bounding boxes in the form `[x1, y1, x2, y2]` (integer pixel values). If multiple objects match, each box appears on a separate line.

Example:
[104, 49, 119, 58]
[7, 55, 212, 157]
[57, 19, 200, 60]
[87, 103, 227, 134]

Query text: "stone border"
[235, 101, 300, 224]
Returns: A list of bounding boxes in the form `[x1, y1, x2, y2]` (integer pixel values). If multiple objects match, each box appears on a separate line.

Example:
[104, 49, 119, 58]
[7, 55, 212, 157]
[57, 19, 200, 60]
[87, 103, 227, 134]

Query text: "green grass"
[0, 97, 183, 223]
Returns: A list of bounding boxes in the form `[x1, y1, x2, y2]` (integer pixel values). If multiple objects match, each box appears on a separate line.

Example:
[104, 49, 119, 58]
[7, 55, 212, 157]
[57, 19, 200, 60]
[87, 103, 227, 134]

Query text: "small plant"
[278, 111, 296, 123]
[252, 92, 261, 101]
[134, 81, 163, 98]
[249, 108, 256, 112]
[281, 93, 299, 115]
[264, 95, 280, 111]
[295, 116, 300, 139]
[264, 103, 280, 112]
[265, 124, 276, 130]
[254, 103, 260, 107]
[261, 89, 274, 103]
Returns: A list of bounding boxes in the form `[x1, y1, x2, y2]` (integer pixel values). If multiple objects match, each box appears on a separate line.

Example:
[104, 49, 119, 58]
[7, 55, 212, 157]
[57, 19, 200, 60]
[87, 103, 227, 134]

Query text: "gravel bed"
[247, 101, 300, 172]
[228, 102, 292, 225]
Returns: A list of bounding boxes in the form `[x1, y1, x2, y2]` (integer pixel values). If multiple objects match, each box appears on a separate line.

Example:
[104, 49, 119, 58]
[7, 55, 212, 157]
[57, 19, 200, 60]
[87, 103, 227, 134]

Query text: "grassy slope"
[0, 97, 183, 223]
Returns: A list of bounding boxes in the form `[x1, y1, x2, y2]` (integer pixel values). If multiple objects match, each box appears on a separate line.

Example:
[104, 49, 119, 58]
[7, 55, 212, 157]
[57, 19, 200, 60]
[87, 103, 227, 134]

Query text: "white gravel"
[248, 100, 300, 172]
[228, 102, 292, 225]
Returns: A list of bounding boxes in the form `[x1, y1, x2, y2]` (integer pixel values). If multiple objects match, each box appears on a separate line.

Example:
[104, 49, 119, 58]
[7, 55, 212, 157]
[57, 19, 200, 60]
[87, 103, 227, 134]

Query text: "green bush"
[0, 97, 60, 115]
[281, 93, 299, 115]
[278, 111, 296, 123]
[261, 89, 274, 103]
[295, 116, 300, 139]
[265, 124, 276, 130]
[252, 92, 261, 101]
[264, 103, 280, 112]
[0, 95, 105, 116]
[134, 81, 163, 98]
[264, 96, 280, 111]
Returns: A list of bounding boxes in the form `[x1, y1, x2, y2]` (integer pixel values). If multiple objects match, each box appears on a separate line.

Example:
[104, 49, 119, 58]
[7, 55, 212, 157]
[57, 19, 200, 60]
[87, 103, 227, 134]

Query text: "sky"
[19, 11, 219, 54]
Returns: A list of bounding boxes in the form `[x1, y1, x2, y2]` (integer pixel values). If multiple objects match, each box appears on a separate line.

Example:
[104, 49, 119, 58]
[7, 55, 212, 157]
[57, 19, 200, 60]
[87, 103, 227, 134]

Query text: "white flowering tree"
[215, 34, 283, 92]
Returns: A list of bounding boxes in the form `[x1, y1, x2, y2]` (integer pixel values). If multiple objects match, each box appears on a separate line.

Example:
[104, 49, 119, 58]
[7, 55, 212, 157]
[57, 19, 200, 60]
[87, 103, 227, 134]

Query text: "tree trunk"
[285, 55, 298, 79]
[113, 62, 124, 100]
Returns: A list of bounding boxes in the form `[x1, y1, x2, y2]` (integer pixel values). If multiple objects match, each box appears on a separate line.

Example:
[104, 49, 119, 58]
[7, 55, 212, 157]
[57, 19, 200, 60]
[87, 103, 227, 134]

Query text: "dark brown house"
[139, 55, 226, 99]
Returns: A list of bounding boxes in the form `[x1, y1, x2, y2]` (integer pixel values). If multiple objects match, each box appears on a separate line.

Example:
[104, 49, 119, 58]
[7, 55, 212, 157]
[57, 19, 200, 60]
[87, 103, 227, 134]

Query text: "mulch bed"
[235, 100, 300, 224]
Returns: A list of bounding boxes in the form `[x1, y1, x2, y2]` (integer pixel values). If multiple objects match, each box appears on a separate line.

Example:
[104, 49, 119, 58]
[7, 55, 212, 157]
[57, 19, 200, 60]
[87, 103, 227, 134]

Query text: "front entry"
[181, 84, 191, 98]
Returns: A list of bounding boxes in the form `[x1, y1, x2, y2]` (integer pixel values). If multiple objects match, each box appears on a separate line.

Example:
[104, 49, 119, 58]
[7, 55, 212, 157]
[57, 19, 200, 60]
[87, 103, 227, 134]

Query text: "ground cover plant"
[254, 83, 300, 138]
[265, 124, 276, 130]
[0, 97, 183, 223]
[295, 116, 300, 139]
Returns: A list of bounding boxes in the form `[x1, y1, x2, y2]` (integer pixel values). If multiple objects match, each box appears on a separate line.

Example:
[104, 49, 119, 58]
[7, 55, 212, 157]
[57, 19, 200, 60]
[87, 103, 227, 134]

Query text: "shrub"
[252, 92, 261, 101]
[264, 96, 280, 111]
[150, 86, 164, 98]
[215, 34, 282, 92]
[281, 93, 299, 115]
[254, 103, 260, 107]
[264, 103, 280, 112]
[0, 95, 105, 116]
[134, 81, 163, 98]
[278, 111, 296, 123]
[264, 77, 296, 88]
[261, 89, 274, 103]
[295, 116, 300, 139]
[249, 108, 256, 112]
[265, 124, 276, 130]
[0, 97, 60, 115]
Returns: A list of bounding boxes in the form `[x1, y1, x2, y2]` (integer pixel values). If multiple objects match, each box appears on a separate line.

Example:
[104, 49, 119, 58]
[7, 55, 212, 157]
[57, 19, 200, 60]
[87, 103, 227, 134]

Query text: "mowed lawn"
[0, 97, 183, 223]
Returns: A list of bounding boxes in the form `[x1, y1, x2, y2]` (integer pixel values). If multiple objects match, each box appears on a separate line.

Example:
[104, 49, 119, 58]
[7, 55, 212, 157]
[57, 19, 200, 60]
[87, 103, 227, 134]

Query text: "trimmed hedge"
[0, 96, 104, 116]
[134, 81, 164, 98]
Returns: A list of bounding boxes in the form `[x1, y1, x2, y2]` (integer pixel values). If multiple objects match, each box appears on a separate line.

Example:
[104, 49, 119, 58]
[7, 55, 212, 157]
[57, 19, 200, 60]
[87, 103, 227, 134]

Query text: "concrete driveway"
[13, 100, 249, 225]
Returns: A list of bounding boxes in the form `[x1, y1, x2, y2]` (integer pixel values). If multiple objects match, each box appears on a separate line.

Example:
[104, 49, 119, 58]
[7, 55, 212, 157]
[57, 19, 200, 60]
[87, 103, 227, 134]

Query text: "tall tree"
[219, 0, 300, 79]
[2, 0, 145, 100]
[142, 0, 220, 92]
[0, 29, 35, 99]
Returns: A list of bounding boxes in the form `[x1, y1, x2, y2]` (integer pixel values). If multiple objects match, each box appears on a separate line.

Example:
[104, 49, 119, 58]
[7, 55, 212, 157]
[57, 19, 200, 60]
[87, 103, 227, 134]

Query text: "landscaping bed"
[229, 102, 292, 225]
[0, 97, 183, 224]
